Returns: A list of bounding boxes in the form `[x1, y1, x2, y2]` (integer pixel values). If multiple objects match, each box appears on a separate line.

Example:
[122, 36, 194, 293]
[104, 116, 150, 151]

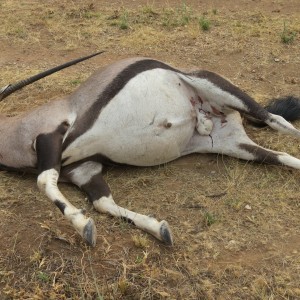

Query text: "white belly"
[63, 69, 196, 166]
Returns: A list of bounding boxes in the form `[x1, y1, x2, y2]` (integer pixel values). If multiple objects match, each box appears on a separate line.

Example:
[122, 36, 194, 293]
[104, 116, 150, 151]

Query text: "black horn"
[0, 51, 104, 101]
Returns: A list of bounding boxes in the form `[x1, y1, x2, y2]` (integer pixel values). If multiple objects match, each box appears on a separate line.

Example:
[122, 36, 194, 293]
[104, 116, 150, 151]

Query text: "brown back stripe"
[62, 60, 270, 151]
[62, 59, 181, 150]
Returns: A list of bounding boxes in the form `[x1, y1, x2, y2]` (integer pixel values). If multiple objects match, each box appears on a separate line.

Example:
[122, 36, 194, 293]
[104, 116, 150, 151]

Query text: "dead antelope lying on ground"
[1, 52, 300, 246]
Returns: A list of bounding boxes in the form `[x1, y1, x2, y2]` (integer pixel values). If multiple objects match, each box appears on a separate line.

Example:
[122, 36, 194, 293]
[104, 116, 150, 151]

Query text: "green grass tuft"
[119, 11, 129, 30]
[281, 21, 296, 44]
[199, 16, 211, 31]
[204, 211, 217, 226]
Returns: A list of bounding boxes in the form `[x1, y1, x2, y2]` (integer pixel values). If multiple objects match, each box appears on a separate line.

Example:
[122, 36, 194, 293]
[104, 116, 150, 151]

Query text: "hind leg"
[180, 73, 300, 139]
[61, 161, 173, 245]
[183, 112, 300, 169]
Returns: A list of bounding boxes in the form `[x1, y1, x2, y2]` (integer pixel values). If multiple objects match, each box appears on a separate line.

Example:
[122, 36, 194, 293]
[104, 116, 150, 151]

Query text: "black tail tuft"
[265, 96, 300, 121]
[246, 95, 300, 127]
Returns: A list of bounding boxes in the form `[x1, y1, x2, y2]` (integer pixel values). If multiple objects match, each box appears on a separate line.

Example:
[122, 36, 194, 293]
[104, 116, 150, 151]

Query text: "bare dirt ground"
[0, 0, 300, 299]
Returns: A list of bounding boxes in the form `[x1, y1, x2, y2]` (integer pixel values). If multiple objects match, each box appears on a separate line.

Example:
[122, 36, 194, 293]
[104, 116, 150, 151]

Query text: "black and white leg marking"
[62, 161, 173, 245]
[184, 112, 300, 169]
[181, 72, 300, 139]
[36, 122, 97, 246]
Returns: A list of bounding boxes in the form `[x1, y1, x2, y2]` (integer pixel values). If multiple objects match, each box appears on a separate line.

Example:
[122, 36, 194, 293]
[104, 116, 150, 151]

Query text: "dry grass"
[1, 0, 300, 299]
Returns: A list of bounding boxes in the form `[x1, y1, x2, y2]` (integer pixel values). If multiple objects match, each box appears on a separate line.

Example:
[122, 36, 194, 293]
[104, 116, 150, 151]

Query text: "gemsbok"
[1, 52, 300, 246]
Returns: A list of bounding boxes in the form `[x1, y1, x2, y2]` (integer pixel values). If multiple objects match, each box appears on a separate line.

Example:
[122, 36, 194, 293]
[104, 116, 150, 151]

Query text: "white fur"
[69, 161, 103, 187]
[63, 69, 197, 166]
[182, 112, 253, 156]
[178, 74, 247, 113]
[93, 195, 169, 242]
[37, 168, 93, 237]
[266, 114, 300, 138]
[196, 110, 213, 135]
[278, 154, 300, 169]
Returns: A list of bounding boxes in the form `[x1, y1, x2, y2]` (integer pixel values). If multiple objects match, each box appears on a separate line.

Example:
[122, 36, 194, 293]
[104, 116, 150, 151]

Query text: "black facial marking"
[239, 143, 280, 165]
[190, 70, 269, 122]
[54, 200, 66, 214]
[62, 59, 181, 150]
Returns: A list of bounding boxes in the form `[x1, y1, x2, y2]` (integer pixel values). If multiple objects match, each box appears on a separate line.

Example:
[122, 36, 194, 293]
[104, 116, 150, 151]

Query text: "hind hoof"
[83, 218, 97, 247]
[159, 220, 173, 246]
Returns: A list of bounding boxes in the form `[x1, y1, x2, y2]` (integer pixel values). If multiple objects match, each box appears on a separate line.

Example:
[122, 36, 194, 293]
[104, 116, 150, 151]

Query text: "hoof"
[83, 218, 97, 247]
[159, 220, 173, 246]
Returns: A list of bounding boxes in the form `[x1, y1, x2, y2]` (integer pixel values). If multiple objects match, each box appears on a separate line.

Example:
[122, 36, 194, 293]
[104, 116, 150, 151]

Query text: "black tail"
[246, 95, 300, 127]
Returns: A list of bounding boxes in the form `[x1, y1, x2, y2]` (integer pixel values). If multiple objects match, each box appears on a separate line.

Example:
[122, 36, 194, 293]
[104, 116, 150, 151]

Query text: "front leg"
[35, 122, 96, 246]
[62, 161, 173, 245]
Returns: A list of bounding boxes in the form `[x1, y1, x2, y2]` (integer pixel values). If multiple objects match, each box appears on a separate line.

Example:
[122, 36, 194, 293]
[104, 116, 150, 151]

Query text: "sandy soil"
[0, 0, 300, 299]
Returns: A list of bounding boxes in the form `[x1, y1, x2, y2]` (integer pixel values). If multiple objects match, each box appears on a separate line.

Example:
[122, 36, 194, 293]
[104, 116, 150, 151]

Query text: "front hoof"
[83, 218, 97, 247]
[159, 220, 173, 246]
